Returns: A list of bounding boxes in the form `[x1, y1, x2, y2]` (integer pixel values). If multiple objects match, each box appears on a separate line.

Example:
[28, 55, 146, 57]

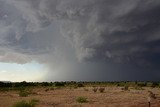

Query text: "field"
[1, 82, 160, 107]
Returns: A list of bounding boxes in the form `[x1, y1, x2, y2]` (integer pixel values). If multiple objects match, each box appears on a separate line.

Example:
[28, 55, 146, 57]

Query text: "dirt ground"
[0, 87, 160, 107]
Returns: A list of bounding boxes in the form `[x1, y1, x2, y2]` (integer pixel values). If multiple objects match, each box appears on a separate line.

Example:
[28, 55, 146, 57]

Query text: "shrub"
[41, 82, 50, 86]
[121, 86, 129, 91]
[151, 82, 159, 88]
[137, 82, 147, 87]
[0, 87, 10, 92]
[134, 86, 144, 90]
[54, 82, 65, 87]
[13, 99, 39, 107]
[92, 87, 98, 92]
[99, 87, 105, 93]
[76, 96, 88, 103]
[124, 86, 129, 91]
[45, 88, 49, 92]
[19, 90, 30, 97]
[148, 91, 156, 99]
[77, 83, 84, 87]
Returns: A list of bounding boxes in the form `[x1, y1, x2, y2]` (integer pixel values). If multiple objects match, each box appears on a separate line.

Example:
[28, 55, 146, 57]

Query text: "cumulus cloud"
[0, 0, 160, 81]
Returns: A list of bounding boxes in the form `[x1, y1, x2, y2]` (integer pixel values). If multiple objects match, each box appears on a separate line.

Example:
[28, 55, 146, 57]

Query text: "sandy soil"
[0, 87, 160, 107]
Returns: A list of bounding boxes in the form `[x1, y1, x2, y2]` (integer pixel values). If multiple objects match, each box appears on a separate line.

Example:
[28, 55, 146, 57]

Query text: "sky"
[0, 0, 160, 82]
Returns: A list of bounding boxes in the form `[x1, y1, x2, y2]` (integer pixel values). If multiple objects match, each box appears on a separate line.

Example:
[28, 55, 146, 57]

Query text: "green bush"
[76, 96, 88, 103]
[13, 99, 39, 107]
[19, 90, 30, 97]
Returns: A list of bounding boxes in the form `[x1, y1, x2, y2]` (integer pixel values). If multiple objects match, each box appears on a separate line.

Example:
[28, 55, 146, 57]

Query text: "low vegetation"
[92, 87, 98, 92]
[77, 83, 84, 87]
[19, 90, 30, 97]
[18, 88, 32, 97]
[124, 86, 129, 91]
[148, 91, 156, 99]
[99, 87, 105, 93]
[13, 99, 39, 107]
[76, 96, 88, 103]
[134, 86, 144, 90]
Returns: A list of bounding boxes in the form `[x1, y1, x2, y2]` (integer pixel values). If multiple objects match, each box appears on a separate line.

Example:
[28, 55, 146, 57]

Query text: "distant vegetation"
[0, 81, 160, 91]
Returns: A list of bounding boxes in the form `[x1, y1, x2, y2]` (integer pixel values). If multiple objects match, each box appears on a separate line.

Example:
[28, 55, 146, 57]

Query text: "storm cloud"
[0, 0, 160, 81]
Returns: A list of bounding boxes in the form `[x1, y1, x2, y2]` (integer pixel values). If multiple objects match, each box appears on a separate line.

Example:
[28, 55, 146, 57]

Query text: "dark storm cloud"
[0, 0, 160, 81]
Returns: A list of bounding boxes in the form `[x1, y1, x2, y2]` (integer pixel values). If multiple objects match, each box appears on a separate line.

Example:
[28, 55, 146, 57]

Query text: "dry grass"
[0, 87, 160, 107]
